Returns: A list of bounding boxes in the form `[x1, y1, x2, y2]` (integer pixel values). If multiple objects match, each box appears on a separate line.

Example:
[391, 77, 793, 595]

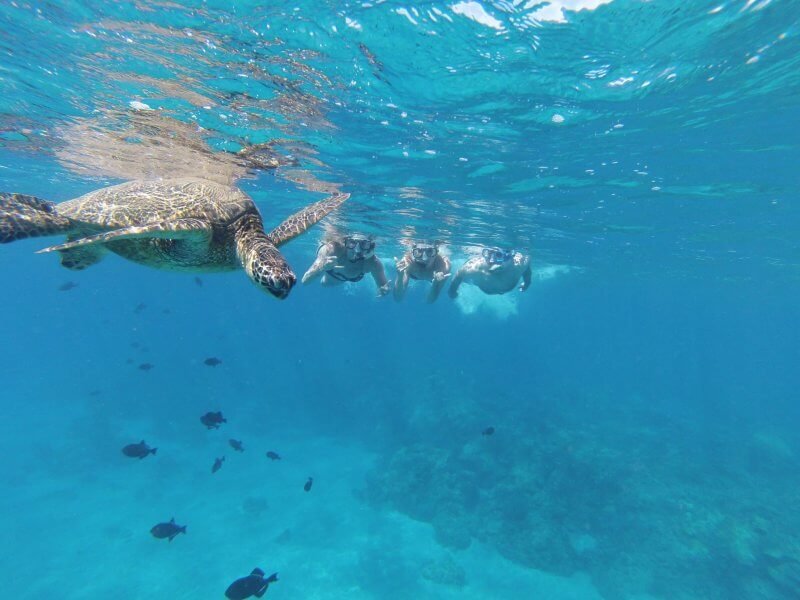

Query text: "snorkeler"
[394, 241, 451, 303]
[448, 247, 531, 298]
[301, 233, 391, 296]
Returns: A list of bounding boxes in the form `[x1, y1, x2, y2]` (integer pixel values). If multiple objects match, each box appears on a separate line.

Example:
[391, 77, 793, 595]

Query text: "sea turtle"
[0, 178, 348, 299]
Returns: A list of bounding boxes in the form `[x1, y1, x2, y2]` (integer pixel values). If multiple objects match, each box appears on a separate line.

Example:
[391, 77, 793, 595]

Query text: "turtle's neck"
[232, 212, 294, 295]
[234, 212, 264, 235]
[233, 213, 268, 255]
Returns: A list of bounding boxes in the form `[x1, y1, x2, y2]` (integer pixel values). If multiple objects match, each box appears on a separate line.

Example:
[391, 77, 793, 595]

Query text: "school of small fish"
[120, 381, 494, 596]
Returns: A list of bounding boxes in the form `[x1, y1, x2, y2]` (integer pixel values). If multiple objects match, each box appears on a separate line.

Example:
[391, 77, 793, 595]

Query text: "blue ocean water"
[1, 1, 799, 598]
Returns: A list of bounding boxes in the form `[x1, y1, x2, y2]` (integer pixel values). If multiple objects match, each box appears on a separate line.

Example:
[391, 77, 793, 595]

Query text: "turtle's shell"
[56, 178, 256, 228]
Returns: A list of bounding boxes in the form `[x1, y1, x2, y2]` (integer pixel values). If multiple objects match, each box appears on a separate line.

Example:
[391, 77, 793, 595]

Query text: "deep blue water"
[1, 1, 800, 599]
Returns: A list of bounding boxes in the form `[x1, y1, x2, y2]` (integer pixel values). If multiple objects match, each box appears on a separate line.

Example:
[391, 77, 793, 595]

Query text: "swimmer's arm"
[520, 260, 532, 292]
[428, 256, 451, 303]
[393, 253, 412, 301]
[369, 256, 391, 296]
[394, 269, 410, 301]
[301, 243, 334, 284]
[448, 261, 470, 299]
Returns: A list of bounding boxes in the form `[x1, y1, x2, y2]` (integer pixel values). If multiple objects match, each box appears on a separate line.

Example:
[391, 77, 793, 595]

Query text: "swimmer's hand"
[394, 255, 411, 272]
[324, 256, 343, 269]
[489, 264, 503, 272]
[377, 283, 391, 297]
[433, 271, 451, 283]
[519, 282, 529, 292]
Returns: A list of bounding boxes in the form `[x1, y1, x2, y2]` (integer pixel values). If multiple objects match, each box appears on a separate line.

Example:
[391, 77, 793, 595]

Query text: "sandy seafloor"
[2, 430, 606, 599]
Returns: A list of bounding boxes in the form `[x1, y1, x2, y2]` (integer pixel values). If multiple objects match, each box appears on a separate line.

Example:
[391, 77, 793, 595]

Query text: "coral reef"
[363, 389, 800, 600]
[421, 554, 467, 587]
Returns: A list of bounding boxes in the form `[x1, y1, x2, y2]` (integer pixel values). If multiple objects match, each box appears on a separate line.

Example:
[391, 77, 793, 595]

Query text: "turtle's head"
[251, 252, 296, 300]
[235, 221, 296, 300]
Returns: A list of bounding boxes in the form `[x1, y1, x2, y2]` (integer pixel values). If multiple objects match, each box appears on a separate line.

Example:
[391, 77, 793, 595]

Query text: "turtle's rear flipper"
[0, 192, 72, 243]
[268, 192, 349, 247]
[37, 218, 212, 254]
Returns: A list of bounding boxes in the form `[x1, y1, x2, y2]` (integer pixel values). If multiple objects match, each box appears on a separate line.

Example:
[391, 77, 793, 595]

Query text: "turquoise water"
[1, 1, 799, 599]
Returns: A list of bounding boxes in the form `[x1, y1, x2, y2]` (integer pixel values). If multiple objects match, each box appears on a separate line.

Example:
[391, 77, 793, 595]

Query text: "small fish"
[304, 477, 313, 492]
[194, 276, 203, 287]
[265, 451, 281, 461]
[58, 281, 78, 292]
[225, 568, 278, 600]
[229, 439, 244, 452]
[212, 456, 225, 474]
[122, 440, 157, 459]
[162, 308, 171, 315]
[139, 363, 154, 371]
[200, 411, 227, 429]
[482, 426, 495, 436]
[88, 389, 102, 397]
[134, 302, 147, 313]
[150, 517, 186, 542]
[204, 357, 222, 367]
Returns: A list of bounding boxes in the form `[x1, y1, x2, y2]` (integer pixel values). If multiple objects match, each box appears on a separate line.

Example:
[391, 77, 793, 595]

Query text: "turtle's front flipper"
[59, 237, 107, 270]
[268, 192, 349, 247]
[37, 218, 212, 254]
[0, 192, 72, 243]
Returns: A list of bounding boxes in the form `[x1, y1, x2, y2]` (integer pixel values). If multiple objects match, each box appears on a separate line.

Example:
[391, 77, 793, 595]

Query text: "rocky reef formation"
[421, 554, 467, 588]
[363, 389, 800, 600]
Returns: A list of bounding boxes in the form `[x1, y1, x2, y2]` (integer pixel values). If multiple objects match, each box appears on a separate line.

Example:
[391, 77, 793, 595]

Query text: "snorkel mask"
[482, 247, 513, 265]
[344, 235, 375, 261]
[411, 242, 438, 265]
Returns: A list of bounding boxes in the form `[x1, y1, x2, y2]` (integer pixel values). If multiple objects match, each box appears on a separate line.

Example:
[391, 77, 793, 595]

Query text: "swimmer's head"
[411, 241, 439, 267]
[482, 247, 514, 266]
[344, 234, 375, 262]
